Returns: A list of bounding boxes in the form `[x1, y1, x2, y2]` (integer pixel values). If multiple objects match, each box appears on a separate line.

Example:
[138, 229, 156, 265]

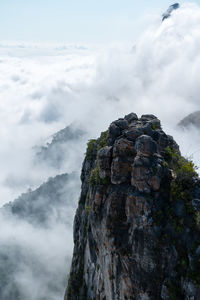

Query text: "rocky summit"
[65, 113, 200, 300]
[162, 3, 180, 21]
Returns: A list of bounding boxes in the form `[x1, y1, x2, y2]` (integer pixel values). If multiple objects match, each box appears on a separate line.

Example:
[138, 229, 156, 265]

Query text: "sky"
[0, 0, 199, 43]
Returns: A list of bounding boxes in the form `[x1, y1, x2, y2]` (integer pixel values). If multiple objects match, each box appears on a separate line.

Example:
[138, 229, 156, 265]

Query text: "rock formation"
[65, 113, 200, 300]
[162, 3, 180, 21]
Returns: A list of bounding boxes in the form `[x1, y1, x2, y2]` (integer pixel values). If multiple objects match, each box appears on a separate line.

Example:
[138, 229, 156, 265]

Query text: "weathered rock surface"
[65, 113, 200, 300]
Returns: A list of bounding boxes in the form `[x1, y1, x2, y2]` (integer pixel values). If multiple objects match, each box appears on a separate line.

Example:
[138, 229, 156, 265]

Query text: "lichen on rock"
[65, 113, 200, 300]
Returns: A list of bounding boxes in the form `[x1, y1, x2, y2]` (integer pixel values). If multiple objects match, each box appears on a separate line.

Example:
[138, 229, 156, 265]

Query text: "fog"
[1, 2, 200, 299]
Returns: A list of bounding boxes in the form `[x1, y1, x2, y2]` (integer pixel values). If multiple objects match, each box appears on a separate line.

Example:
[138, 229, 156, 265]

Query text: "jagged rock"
[124, 112, 138, 123]
[178, 111, 200, 129]
[162, 3, 180, 21]
[135, 135, 157, 156]
[98, 146, 112, 179]
[65, 113, 200, 300]
[140, 114, 157, 121]
[111, 138, 135, 184]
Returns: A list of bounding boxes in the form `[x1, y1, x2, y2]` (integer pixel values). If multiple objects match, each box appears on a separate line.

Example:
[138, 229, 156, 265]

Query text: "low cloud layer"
[1, 2, 200, 299]
[1, 3, 200, 202]
[0, 213, 73, 300]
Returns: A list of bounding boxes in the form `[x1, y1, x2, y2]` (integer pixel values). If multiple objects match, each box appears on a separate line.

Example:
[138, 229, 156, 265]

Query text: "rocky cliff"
[65, 113, 200, 300]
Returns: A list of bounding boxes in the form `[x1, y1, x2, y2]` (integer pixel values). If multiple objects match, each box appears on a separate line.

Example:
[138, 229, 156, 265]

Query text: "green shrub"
[151, 122, 161, 130]
[165, 146, 197, 175]
[165, 146, 179, 164]
[89, 166, 110, 186]
[162, 161, 168, 168]
[85, 205, 91, 214]
[165, 146, 198, 202]
[86, 139, 96, 159]
[89, 167, 101, 186]
[85, 131, 108, 160]
[171, 159, 197, 202]
[97, 130, 108, 152]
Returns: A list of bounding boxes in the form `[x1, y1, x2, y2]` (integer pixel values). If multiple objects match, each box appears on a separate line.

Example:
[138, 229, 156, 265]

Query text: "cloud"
[0, 213, 73, 300]
[0, 172, 80, 300]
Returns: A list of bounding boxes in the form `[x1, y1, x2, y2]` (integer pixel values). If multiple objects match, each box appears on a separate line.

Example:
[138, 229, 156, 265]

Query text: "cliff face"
[65, 113, 200, 300]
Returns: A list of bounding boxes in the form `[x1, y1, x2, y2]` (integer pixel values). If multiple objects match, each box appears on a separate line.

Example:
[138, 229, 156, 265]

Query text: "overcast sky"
[0, 0, 199, 43]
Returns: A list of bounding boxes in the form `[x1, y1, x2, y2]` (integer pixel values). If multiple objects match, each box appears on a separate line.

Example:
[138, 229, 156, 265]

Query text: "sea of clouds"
[1, 2, 200, 299]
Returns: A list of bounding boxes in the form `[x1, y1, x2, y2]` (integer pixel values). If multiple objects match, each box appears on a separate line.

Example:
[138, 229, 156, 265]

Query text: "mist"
[1, 2, 200, 300]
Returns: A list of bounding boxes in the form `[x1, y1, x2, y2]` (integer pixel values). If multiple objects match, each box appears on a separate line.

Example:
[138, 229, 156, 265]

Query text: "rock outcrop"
[162, 3, 180, 21]
[65, 113, 200, 300]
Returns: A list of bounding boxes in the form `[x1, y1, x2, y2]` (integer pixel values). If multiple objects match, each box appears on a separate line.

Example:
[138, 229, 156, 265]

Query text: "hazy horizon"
[0, 0, 199, 43]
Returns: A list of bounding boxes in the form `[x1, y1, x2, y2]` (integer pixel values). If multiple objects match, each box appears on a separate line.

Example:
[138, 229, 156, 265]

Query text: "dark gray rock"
[98, 146, 112, 179]
[135, 135, 158, 156]
[192, 199, 200, 212]
[125, 112, 138, 123]
[162, 3, 180, 21]
[141, 114, 157, 121]
[111, 138, 135, 184]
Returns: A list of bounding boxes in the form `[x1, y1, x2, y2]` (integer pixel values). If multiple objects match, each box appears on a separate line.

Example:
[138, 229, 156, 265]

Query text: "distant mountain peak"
[178, 111, 200, 129]
[35, 124, 86, 169]
[162, 3, 180, 21]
